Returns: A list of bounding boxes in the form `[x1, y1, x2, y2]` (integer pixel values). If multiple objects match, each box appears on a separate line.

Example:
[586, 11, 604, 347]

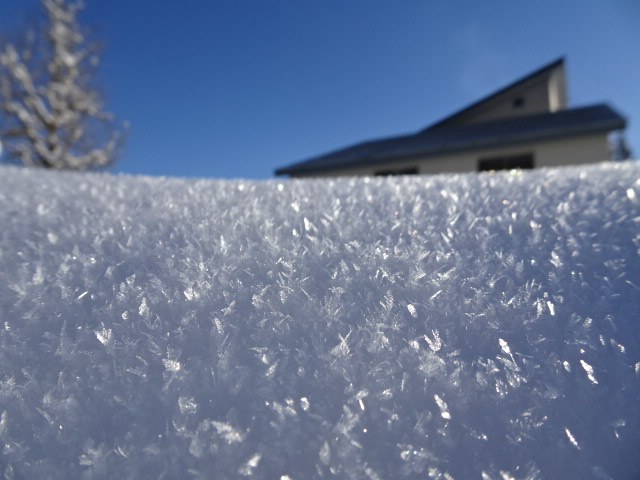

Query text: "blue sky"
[2, 0, 639, 179]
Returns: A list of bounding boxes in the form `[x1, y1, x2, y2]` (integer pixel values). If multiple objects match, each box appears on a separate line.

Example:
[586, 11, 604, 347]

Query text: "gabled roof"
[275, 58, 626, 177]
[275, 104, 626, 176]
[424, 57, 567, 130]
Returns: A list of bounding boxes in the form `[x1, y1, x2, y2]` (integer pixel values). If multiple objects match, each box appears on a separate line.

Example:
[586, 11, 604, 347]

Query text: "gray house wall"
[295, 133, 610, 178]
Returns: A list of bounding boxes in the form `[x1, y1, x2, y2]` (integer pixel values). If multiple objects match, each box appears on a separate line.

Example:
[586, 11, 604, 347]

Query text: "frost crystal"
[580, 359, 598, 384]
[94, 326, 112, 346]
[499, 338, 511, 355]
[434, 394, 451, 420]
[0, 162, 639, 478]
[239, 453, 262, 476]
[163, 359, 181, 372]
[565, 428, 581, 450]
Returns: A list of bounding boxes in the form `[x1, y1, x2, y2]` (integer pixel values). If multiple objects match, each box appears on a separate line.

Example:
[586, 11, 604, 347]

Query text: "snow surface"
[1, 162, 639, 479]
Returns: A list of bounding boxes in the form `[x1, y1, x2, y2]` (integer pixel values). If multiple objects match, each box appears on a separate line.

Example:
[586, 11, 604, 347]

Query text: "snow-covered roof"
[1, 162, 639, 478]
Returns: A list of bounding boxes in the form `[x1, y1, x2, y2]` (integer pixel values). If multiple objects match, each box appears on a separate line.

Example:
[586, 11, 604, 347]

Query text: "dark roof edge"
[422, 57, 566, 132]
[274, 133, 412, 176]
[275, 107, 625, 176]
[383, 117, 625, 163]
[275, 129, 608, 176]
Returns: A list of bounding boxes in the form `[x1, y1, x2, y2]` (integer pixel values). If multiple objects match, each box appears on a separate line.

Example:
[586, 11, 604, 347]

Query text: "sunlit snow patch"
[0, 162, 639, 479]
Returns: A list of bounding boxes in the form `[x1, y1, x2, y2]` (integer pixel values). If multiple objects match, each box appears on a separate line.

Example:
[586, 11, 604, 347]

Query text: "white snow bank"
[0, 162, 639, 479]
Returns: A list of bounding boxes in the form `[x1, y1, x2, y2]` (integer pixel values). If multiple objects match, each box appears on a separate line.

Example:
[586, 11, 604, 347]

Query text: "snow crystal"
[433, 394, 451, 420]
[580, 359, 598, 384]
[565, 427, 581, 450]
[0, 162, 639, 479]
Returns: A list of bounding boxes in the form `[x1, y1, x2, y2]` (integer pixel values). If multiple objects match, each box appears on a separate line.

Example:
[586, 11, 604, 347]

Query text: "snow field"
[0, 162, 639, 479]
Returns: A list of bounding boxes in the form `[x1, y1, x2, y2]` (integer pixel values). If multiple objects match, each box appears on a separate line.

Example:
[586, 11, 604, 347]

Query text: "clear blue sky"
[2, 1, 639, 179]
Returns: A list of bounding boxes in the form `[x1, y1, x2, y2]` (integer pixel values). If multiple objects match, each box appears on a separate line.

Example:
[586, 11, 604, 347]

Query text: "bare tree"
[0, 0, 126, 169]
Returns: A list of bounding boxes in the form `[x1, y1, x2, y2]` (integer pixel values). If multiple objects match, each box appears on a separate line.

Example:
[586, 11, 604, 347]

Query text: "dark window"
[374, 167, 419, 176]
[513, 96, 525, 108]
[478, 153, 534, 172]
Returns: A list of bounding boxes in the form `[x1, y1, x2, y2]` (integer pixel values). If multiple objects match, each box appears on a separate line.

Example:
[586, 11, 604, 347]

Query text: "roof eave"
[277, 119, 625, 176]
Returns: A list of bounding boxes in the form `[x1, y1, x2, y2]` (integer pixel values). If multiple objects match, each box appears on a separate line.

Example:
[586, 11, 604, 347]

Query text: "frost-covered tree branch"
[0, 0, 126, 169]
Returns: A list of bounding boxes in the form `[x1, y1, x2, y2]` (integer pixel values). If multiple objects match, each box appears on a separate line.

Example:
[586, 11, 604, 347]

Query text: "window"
[513, 96, 526, 108]
[374, 167, 419, 176]
[478, 153, 534, 172]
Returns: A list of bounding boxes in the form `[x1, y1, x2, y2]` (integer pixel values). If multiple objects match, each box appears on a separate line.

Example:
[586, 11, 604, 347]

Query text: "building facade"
[275, 58, 627, 178]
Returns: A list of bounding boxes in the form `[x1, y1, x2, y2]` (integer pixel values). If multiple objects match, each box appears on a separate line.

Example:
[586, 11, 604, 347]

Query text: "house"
[275, 58, 627, 177]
